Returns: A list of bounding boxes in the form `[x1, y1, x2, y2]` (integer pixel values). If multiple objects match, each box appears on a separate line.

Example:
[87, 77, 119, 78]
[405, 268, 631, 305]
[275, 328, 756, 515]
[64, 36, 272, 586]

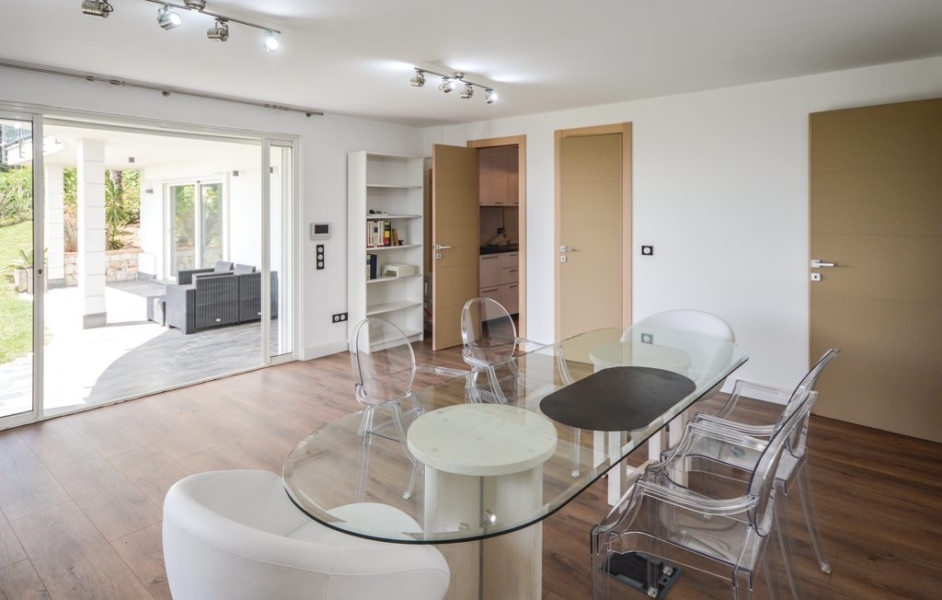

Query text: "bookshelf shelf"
[348, 151, 425, 343]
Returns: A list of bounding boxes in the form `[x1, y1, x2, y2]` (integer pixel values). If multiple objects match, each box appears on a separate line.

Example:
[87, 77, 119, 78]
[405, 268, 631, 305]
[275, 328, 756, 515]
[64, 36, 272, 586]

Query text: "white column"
[44, 165, 65, 284]
[77, 140, 107, 328]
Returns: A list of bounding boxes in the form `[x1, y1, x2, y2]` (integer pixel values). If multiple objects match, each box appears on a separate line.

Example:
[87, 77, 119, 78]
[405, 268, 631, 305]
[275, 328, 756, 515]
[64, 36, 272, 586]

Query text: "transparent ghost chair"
[688, 348, 840, 578]
[460, 297, 581, 474]
[350, 318, 469, 500]
[592, 390, 817, 600]
[631, 309, 736, 399]
[460, 297, 569, 404]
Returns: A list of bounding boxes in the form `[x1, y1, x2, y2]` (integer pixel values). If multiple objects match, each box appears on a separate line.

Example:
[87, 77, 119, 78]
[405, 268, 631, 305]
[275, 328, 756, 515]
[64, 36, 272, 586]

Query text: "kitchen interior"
[478, 145, 520, 315]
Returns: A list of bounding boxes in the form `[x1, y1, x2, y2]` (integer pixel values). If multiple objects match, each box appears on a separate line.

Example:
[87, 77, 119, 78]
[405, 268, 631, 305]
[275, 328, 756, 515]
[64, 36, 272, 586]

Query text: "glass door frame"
[261, 137, 298, 364]
[0, 103, 300, 429]
[166, 177, 226, 279]
[0, 109, 45, 429]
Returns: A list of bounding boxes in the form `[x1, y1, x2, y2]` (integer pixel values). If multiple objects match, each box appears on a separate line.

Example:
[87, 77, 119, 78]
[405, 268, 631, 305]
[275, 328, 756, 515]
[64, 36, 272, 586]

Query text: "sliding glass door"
[0, 107, 298, 430]
[170, 180, 223, 276]
[0, 113, 42, 427]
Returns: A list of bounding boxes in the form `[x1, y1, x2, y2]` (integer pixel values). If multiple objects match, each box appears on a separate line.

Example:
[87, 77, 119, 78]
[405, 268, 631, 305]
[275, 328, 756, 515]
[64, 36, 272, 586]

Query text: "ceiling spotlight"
[81, 0, 113, 18]
[183, 0, 206, 9]
[460, 83, 474, 99]
[157, 6, 183, 30]
[410, 69, 426, 88]
[207, 19, 229, 41]
[439, 77, 457, 93]
[262, 30, 280, 52]
[485, 89, 498, 104]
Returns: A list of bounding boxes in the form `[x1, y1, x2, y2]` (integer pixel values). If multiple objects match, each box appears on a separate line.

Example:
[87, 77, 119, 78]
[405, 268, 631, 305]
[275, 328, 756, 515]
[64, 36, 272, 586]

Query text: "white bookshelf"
[348, 151, 426, 343]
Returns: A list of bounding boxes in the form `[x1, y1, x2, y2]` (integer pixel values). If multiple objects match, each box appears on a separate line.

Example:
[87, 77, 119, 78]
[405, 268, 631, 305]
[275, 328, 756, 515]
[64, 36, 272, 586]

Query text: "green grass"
[0, 220, 34, 364]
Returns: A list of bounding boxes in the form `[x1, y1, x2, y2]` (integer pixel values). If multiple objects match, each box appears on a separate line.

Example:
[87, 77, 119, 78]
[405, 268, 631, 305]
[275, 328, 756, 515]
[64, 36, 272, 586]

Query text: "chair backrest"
[775, 348, 839, 457]
[460, 297, 519, 367]
[632, 309, 735, 342]
[746, 390, 819, 534]
[162, 470, 451, 600]
[350, 318, 417, 407]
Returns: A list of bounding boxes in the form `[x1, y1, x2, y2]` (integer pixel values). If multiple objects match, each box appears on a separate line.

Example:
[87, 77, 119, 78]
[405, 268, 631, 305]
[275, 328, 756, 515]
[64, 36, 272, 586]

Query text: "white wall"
[1, 65, 424, 359]
[425, 56, 942, 398]
[6, 56, 942, 397]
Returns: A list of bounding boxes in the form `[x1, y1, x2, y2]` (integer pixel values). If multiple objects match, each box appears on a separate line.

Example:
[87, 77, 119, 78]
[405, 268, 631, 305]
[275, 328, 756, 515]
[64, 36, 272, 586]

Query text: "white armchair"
[162, 470, 450, 600]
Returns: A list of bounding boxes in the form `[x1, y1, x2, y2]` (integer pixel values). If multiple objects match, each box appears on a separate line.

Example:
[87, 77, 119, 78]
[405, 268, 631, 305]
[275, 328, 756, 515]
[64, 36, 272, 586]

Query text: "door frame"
[553, 123, 633, 337]
[467, 135, 528, 336]
[0, 110, 45, 430]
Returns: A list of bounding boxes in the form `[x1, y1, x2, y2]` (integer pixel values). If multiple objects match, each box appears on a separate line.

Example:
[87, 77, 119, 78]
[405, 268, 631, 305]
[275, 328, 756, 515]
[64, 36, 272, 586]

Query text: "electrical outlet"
[331, 312, 348, 323]
[641, 245, 654, 256]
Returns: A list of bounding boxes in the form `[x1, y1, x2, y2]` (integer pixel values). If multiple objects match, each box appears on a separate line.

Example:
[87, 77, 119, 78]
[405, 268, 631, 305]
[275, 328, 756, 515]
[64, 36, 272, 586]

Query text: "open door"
[431, 144, 479, 350]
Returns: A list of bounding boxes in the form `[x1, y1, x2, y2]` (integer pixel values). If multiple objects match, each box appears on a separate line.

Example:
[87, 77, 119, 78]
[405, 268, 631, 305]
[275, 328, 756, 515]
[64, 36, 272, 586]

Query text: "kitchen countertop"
[480, 244, 519, 255]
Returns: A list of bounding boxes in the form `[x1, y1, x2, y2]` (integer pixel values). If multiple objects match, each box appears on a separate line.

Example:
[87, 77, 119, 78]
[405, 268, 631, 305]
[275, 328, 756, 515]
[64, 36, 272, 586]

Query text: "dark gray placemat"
[539, 366, 696, 431]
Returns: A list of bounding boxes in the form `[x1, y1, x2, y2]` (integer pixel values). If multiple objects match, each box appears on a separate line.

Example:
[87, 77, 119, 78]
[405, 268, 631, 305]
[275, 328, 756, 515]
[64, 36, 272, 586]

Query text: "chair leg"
[356, 410, 375, 502]
[390, 406, 418, 500]
[797, 463, 831, 573]
[774, 486, 804, 599]
[485, 365, 510, 404]
[589, 527, 611, 600]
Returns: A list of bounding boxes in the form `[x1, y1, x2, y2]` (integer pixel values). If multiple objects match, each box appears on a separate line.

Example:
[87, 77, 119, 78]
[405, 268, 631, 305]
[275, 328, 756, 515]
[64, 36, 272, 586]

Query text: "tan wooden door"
[810, 98, 942, 443]
[555, 125, 632, 339]
[431, 144, 479, 350]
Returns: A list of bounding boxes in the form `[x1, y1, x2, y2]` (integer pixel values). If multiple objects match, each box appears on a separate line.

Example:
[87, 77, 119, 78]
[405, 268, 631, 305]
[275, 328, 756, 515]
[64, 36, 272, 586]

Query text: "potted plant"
[10, 248, 35, 294]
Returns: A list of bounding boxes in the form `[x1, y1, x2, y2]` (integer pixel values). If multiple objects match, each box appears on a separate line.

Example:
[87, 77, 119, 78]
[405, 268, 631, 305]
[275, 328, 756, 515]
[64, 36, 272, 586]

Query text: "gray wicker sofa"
[165, 263, 278, 334]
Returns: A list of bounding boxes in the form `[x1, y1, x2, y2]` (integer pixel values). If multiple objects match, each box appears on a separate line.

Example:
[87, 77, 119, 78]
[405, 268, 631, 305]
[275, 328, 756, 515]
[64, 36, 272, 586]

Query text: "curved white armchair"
[162, 470, 451, 600]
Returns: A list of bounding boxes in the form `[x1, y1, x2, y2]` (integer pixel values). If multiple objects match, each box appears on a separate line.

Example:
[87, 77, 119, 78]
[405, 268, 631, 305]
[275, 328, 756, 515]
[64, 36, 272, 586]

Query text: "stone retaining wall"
[63, 250, 140, 286]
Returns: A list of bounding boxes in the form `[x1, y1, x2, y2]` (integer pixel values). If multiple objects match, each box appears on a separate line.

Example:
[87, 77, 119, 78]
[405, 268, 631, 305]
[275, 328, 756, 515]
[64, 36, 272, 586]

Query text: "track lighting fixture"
[439, 77, 458, 93]
[81, 0, 113, 18]
[81, 0, 282, 52]
[262, 31, 280, 52]
[157, 5, 183, 30]
[207, 18, 228, 41]
[410, 69, 426, 87]
[411, 68, 497, 105]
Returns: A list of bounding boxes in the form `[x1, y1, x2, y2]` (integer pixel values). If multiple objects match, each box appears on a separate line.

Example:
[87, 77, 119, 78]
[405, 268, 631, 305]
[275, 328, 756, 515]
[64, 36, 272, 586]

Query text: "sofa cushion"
[234, 263, 256, 275]
[214, 260, 234, 273]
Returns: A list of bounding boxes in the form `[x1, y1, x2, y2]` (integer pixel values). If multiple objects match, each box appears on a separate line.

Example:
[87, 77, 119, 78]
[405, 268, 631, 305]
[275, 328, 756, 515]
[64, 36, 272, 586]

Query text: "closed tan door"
[810, 98, 942, 443]
[431, 144, 479, 350]
[555, 125, 632, 339]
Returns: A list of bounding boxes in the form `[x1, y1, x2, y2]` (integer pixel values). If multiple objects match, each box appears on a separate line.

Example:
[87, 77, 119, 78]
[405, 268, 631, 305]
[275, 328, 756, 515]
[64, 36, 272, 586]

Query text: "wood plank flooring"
[0, 341, 940, 599]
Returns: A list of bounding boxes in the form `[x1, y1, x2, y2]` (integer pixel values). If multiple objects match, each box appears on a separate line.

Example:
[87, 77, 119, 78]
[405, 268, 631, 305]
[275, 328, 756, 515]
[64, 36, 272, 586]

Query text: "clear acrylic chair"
[632, 309, 736, 399]
[350, 318, 468, 501]
[460, 297, 580, 473]
[461, 297, 537, 404]
[691, 348, 840, 578]
[592, 390, 818, 600]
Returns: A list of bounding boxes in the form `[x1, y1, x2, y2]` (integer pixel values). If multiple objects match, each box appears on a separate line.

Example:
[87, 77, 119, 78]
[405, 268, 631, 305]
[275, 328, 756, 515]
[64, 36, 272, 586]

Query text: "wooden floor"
[0, 341, 939, 599]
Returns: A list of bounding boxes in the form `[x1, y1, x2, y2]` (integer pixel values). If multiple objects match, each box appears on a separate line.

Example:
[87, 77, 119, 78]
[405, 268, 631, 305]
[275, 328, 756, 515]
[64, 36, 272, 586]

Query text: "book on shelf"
[366, 253, 378, 280]
[383, 221, 391, 246]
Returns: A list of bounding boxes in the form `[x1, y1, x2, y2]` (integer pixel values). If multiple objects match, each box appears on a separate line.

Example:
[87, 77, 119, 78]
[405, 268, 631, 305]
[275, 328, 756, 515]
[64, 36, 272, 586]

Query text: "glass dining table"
[283, 326, 748, 600]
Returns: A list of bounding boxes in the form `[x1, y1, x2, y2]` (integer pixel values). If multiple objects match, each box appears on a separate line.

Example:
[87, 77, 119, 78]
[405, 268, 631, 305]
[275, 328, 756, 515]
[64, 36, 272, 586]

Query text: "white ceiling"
[2, 0, 942, 128]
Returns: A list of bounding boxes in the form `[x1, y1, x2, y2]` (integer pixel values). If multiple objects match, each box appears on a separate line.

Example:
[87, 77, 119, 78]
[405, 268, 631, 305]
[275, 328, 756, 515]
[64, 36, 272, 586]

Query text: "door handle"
[810, 259, 836, 268]
[435, 244, 452, 250]
[560, 245, 576, 253]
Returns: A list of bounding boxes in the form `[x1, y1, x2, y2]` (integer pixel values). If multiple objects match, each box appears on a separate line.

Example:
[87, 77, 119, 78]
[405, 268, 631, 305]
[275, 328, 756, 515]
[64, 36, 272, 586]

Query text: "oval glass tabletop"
[283, 326, 748, 544]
